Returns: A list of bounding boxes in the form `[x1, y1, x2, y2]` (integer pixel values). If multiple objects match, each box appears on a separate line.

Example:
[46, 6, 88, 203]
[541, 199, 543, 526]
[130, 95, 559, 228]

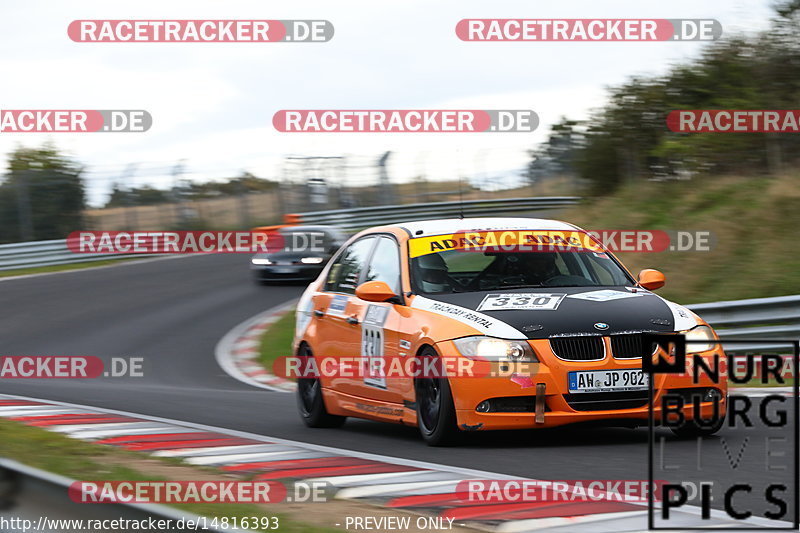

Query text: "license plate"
[270, 267, 296, 274]
[568, 369, 649, 393]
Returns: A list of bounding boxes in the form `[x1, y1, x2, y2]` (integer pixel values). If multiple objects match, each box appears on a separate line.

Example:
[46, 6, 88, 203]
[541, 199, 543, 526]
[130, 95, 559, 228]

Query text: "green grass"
[258, 309, 296, 371]
[561, 172, 800, 304]
[0, 417, 153, 481]
[0, 418, 341, 532]
[0, 257, 145, 278]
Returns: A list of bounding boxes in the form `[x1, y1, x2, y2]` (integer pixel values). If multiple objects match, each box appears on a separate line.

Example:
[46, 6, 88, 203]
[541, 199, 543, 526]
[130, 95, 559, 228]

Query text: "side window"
[364, 237, 401, 294]
[324, 237, 376, 294]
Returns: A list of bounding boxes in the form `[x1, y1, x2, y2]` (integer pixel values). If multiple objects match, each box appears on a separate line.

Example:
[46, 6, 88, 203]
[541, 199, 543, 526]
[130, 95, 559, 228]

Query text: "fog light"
[476, 401, 491, 413]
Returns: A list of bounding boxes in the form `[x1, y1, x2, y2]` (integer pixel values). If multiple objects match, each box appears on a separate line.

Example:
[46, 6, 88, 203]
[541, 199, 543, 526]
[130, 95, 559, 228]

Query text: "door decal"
[362, 305, 389, 389]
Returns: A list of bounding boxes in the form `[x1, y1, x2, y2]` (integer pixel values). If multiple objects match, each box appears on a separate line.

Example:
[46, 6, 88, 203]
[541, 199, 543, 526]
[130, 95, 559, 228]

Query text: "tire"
[415, 346, 460, 446]
[296, 345, 346, 428]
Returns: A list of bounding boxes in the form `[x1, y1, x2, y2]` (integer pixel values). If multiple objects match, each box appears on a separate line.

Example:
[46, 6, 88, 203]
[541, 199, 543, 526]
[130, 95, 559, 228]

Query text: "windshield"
[410, 243, 635, 295]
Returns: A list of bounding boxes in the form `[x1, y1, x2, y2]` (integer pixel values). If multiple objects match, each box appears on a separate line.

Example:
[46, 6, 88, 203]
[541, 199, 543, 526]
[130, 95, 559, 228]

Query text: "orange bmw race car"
[292, 218, 727, 445]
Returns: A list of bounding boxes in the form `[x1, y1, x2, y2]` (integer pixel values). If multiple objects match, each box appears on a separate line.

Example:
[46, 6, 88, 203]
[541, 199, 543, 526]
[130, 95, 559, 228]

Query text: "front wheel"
[296, 345, 346, 428]
[415, 347, 459, 446]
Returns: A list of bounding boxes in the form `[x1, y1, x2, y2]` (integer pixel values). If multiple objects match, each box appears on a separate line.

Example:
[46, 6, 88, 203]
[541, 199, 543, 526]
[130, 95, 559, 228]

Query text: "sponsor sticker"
[567, 290, 644, 302]
[327, 294, 348, 317]
[408, 230, 602, 258]
[362, 305, 389, 389]
[477, 293, 566, 311]
[410, 296, 527, 339]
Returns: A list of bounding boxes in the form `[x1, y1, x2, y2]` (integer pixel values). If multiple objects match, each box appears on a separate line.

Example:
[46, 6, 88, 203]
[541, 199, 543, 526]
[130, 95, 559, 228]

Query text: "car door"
[313, 236, 377, 397]
[349, 236, 405, 405]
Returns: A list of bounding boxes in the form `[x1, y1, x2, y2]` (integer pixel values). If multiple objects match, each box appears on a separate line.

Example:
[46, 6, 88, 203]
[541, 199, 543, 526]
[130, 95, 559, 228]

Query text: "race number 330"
[477, 293, 566, 311]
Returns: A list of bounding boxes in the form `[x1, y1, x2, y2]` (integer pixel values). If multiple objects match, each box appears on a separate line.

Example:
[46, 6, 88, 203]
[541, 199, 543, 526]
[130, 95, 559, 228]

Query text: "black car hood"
[425, 287, 678, 339]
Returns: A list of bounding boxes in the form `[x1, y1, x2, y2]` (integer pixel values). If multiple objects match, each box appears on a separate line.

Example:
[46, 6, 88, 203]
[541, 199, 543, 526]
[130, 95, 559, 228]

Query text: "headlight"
[251, 258, 272, 265]
[682, 325, 716, 353]
[300, 257, 325, 264]
[453, 336, 538, 362]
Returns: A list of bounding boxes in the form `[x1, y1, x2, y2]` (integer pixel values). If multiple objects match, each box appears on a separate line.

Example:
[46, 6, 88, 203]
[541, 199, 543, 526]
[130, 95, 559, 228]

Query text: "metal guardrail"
[0, 239, 149, 272]
[0, 197, 579, 272]
[293, 196, 582, 231]
[0, 458, 233, 532]
[688, 296, 800, 353]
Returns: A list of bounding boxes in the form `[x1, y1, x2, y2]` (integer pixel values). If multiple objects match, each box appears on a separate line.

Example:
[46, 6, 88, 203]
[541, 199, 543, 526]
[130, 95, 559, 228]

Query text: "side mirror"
[356, 281, 400, 303]
[638, 269, 666, 291]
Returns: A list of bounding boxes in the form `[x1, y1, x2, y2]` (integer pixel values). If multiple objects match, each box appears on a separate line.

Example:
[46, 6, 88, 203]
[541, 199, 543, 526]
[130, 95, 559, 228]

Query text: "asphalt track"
[0, 254, 796, 523]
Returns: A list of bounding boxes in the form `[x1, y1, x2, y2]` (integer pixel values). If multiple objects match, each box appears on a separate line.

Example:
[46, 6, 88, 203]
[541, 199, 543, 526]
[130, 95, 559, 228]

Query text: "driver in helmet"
[481, 251, 560, 286]
[518, 252, 560, 285]
[416, 254, 452, 293]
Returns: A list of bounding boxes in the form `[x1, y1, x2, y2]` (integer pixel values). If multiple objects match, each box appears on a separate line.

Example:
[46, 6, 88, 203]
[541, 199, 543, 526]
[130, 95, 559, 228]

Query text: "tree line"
[528, 1, 800, 194]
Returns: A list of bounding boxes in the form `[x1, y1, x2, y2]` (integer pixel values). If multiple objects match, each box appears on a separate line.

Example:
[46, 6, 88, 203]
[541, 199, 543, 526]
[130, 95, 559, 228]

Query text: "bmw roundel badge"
[594, 322, 609, 331]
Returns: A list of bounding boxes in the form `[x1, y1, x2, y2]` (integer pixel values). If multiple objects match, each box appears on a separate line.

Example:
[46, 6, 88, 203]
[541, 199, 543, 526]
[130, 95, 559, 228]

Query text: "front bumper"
[251, 264, 323, 281]
[437, 338, 728, 431]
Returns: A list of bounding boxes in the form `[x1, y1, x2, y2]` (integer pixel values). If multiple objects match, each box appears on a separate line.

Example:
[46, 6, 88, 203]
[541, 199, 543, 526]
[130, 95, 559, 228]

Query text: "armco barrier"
[0, 239, 151, 272]
[0, 197, 579, 271]
[291, 196, 582, 231]
[0, 459, 233, 532]
[688, 296, 800, 353]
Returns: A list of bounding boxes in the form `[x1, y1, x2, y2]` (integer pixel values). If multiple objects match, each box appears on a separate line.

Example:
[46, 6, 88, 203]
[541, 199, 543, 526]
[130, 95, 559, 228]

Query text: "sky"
[0, 0, 777, 206]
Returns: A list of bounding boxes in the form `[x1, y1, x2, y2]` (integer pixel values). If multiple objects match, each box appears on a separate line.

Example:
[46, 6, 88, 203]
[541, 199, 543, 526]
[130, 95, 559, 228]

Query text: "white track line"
[48, 422, 177, 433]
[0, 408, 84, 417]
[152, 444, 285, 458]
[309, 470, 432, 487]
[185, 450, 326, 465]
[65, 426, 201, 440]
[324, 470, 463, 489]
[336, 479, 462, 499]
